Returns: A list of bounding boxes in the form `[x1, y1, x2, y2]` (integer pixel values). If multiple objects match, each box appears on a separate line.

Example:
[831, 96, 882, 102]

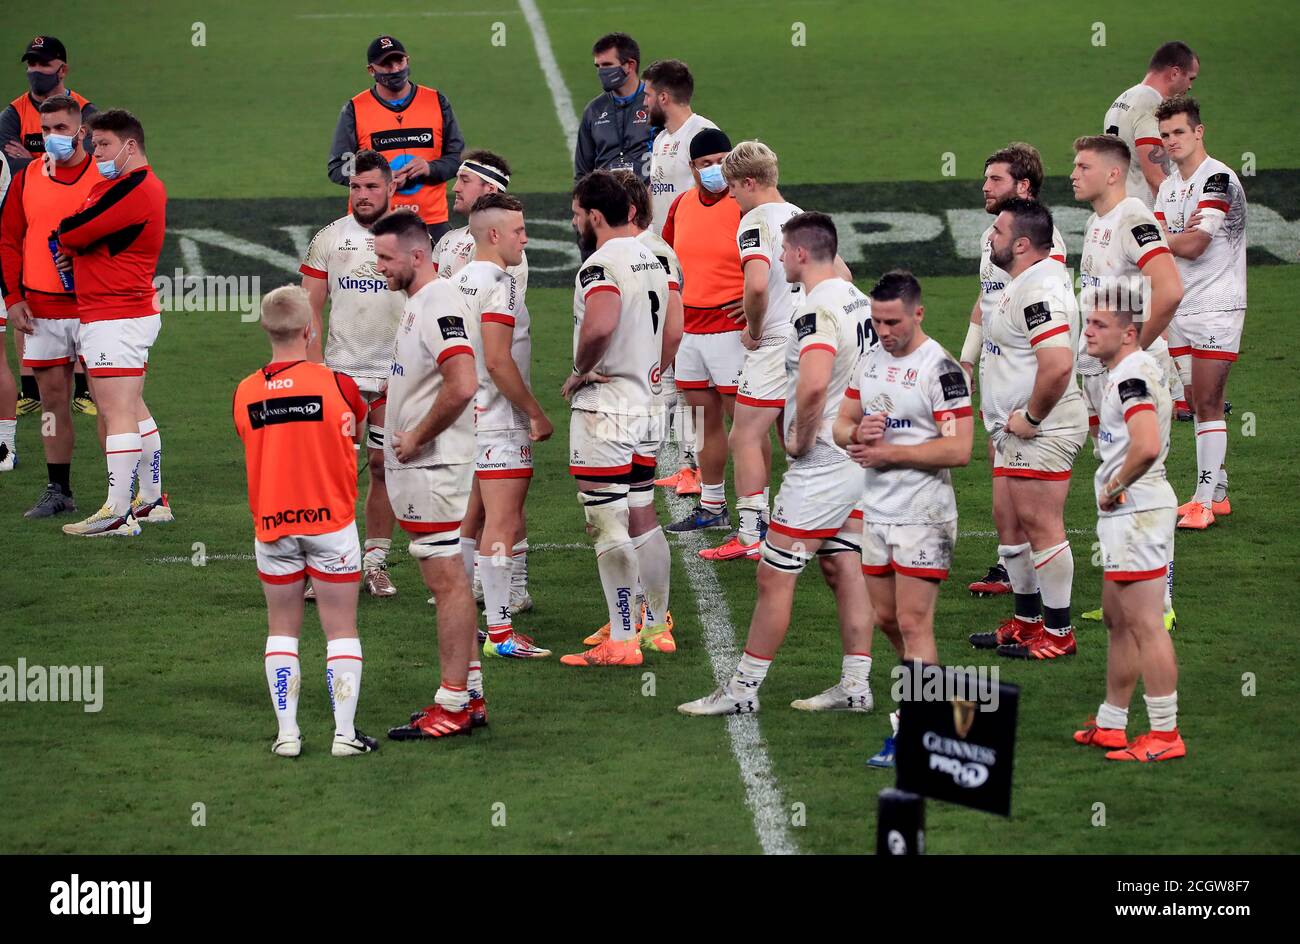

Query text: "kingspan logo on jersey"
[337, 273, 388, 294]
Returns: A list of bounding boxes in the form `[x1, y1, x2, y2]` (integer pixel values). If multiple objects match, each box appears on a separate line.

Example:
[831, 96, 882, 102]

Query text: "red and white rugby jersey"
[783, 277, 874, 467]
[980, 256, 1083, 432]
[1104, 83, 1164, 208]
[737, 201, 805, 346]
[456, 259, 530, 435]
[300, 214, 405, 382]
[649, 112, 717, 235]
[1155, 155, 1247, 315]
[433, 224, 529, 296]
[977, 223, 1067, 328]
[1076, 197, 1170, 376]
[571, 235, 669, 416]
[1095, 349, 1176, 517]
[636, 227, 682, 293]
[384, 278, 478, 469]
[847, 337, 971, 524]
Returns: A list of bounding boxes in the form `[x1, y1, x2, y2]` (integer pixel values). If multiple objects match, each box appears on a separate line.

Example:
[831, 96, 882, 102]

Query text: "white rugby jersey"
[1155, 155, 1247, 314]
[980, 256, 1083, 433]
[384, 278, 478, 470]
[636, 227, 683, 293]
[571, 236, 670, 415]
[649, 112, 718, 235]
[453, 260, 530, 435]
[300, 214, 406, 381]
[848, 337, 971, 525]
[1076, 197, 1171, 376]
[1104, 83, 1165, 207]
[1095, 349, 1176, 517]
[783, 277, 874, 468]
[977, 223, 1067, 329]
[432, 224, 529, 297]
[738, 201, 806, 346]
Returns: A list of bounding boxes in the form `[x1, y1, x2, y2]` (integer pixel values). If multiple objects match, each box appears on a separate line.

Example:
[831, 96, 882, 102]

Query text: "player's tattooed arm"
[1137, 142, 1170, 195]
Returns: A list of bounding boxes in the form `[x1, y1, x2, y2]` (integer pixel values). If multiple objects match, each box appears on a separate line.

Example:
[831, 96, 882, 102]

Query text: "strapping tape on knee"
[816, 531, 861, 557]
[366, 425, 386, 450]
[409, 529, 461, 560]
[627, 483, 655, 508]
[580, 487, 630, 554]
[762, 537, 813, 574]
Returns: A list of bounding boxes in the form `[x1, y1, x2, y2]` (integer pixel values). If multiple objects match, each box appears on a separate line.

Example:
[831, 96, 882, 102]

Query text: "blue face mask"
[698, 163, 728, 193]
[98, 143, 127, 179]
[44, 130, 78, 161]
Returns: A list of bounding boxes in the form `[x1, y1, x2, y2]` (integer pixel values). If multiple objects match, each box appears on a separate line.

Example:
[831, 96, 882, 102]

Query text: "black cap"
[21, 35, 67, 64]
[366, 36, 406, 65]
[689, 128, 731, 161]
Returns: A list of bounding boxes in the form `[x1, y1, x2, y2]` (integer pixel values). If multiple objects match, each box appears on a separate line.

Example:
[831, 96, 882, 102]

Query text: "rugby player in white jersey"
[959, 143, 1067, 598]
[1153, 96, 1247, 531]
[579, 170, 684, 649]
[431, 150, 536, 612]
[968, 199, 1088, 660]
[1103, 41, 1199, 209]
[370, 211, 485, 741]
[300, 149, 406, 597]
[1071, 134, 1183, 628]
[561, 170, 673, 666]
[1073, 298, 1185, 762]
[836, 271, 974, 767]
[643, 59, 714, 493]
[458, 193, 554, 660]
[679, 212, 877, 715]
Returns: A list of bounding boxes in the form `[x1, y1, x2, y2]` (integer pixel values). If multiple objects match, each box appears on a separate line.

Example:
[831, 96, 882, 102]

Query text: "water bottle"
[48, 234, 73, 291]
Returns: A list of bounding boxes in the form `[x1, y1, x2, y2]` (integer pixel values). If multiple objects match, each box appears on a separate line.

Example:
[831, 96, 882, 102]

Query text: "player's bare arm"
[1137, 142, 1170, 196]
[1100, 407, 1160, 511]
[300, 273, 328, 363]
[661, 286, 684, 366]
[832, 392, 864, 450]
[393, 351, 476, 463]
[1165, 224, 1212, 260]
[1006, 347, 1073, 439]
[562, 290, 619, 401]
[740, 257, 770, 350]
[1136, 253, 1185, 347]
[482, 321, 552, 442]
[855, 415, 974, 471]
[960, 294, 982, 385]
[5, 299, 34, 334]
[832, 255, 853, 282]
[786, 348, 831, 457]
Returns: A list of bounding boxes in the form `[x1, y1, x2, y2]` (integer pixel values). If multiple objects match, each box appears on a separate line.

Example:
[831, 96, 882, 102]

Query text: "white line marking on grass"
[659, 445, 799, 856]
[296, 11, 516, 18]
[517, 0, 581, 158]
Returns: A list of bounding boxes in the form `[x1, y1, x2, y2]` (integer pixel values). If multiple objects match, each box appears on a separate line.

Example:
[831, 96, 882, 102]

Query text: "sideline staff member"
[328, 36, 464, 242]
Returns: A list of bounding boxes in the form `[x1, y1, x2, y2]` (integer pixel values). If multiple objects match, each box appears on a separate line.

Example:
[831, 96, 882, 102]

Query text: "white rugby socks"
[104, 432, 141, 515]
[1144, 691, 1179, 732]
[363, 537, 391, 572]
[728, 650, 771, 697]
[325, 637, 363, 740]
[481, 554, 513, 642]
[737, 491, 766, 545]
[1193, 421, 1227, 507]
[136, 417, 163, 503]
[631, 526, 671, 632]
[1033, 541, 1074, 636]
[700, 481, 725, 514]
[841, 653, 872, 695]
[460, 537, 477, 580]
[264, 635, 301, 739]
[1096, 701, 1129, 731]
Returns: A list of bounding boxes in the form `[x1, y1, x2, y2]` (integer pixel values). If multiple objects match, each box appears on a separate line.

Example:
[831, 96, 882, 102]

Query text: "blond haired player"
[369, 211, 485, 741]
[680, 212, 877, 716]
[232, 286, 377, 758]
[968, 199, 1087, 660]
[1073, 299, 1185, 763]
[837, 271, 974, 767]
[959, 142, 1067, 598]
[1071, 134, 1183, 629]
[432, 150, 536, 613]
[561, 170, 672, 666]
[1103, 41, 1199, 208]
[459, 193, 554, 659]
[299, 149, 405, 597]
[1153, 96, 1247, 531]
[580, 170, 684, 648]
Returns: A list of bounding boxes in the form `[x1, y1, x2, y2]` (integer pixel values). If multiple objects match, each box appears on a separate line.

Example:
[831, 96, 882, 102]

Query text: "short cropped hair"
[782, 211, 837, 262]
[260, 285, 312, 342]
[1149, 41, 1197, 73]
[371, 208, 431, 247]
[37, 94, 81, 120]
[722, 140, 779, 188]
[998, 198, 1054, 252]
[984, 142, 1045, 198]
[88, 109, 145, 149]
[610, 169, 651, 229]
[642, 59, 694, 104]
[573, 170, 631, 227]
[1154, 94, 1202, 128]
[470, 192, 524, 215]
[1073, 133, 1131, 166]
[593, 32, 639, 66]
[352, 148, 392, 181]
[869, 270, 922, 308]
[461, 148, 511, 179]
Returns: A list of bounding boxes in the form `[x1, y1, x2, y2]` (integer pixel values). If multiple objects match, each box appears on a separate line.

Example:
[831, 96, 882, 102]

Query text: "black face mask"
[27, 69, 61, 97]
[375, 66, 409, 91]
